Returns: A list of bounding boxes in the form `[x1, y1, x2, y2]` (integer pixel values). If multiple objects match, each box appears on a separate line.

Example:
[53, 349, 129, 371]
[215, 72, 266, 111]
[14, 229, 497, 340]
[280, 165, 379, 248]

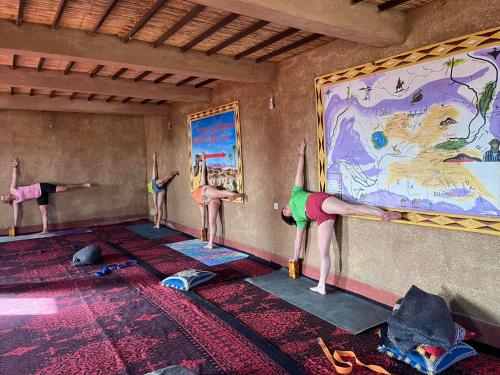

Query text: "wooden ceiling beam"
[51, 0, 69, 30]
[0, 66, 210, 102]
[234, 27, 298, 60]
[111, 67, 127, 80]
[0, 93, 170, 115]
[256, 33, 323, 62]
[12, 54, 17, 70]
[16, 0, 26, 26]
[134, 70, 152, 81]
[181, 13, 240, 52]
[156, 100, 166, 105]
[90, 0, 120, 35]
[87, 93, 96, 101]
[141, 98, 151, 104]
[123, 0, 169, 43]
[69, 92, 77, 100]
[89, 64, 104, 78]
[206, 19, 268, 56]
[194, 78, 217, 88]
[37, 57, 45, 72]
[153, 4, 206, 48]
[192, 0, 405, 47]
[153, 73, 173, 84]
[49, 90, 56, 98]
[122, 96, 132, 103]
[176, 76, 197, 86]
[106, 95, 116, 102]
[0, 20, 277, 83]
[63, 60, 75, 75]
[378, 0, 411, 11]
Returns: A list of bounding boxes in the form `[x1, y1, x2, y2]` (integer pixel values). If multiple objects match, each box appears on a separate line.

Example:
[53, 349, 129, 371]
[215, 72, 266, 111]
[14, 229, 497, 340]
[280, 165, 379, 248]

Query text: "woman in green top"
[281, 138, 402, 295]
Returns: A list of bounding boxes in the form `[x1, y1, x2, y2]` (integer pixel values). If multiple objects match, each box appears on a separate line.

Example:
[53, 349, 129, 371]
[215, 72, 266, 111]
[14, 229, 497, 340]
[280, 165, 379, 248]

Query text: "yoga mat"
[166, 239, 248, 266]
[0, 228, 92, 243]
[126, 223, 180, 239]
[245, 269, 391, 334]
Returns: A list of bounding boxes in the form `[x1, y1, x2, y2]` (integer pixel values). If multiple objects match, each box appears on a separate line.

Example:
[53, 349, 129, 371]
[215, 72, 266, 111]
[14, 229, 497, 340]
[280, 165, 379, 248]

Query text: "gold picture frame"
[315, 26, 500, 236]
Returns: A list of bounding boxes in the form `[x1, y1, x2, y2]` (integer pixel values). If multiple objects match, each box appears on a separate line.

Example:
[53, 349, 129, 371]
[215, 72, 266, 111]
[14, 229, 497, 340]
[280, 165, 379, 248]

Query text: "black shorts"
[37, 183, 57, 206]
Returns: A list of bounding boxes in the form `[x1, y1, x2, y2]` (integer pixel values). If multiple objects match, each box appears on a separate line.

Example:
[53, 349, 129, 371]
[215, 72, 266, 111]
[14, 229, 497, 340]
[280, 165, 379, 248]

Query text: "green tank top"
[288, 186, 311, 228]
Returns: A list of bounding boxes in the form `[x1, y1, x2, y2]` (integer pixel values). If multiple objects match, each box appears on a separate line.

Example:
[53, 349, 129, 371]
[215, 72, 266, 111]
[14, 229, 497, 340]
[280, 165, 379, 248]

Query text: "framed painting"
[187, 101, 243, 201]
[315, 27, 500, 235]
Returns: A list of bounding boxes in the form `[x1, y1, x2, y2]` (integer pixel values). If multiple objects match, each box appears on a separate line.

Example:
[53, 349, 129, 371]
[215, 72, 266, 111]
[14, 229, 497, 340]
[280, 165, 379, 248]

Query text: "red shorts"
[305, 192, 336, 225]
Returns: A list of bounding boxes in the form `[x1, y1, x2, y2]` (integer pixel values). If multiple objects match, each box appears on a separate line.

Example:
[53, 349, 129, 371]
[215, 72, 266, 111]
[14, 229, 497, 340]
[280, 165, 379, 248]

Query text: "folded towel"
[387, 285, 456, 353]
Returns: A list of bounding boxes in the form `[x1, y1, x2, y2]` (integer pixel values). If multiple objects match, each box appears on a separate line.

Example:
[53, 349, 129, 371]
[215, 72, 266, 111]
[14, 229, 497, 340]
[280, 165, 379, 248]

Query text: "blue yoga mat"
[126, 223, 180, 239]
[0, 228, 92, 243]
[166, 239, 248, 266]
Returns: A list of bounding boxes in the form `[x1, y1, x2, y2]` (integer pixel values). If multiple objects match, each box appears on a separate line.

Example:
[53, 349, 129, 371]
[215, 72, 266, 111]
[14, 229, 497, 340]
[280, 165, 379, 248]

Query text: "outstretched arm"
[291, 227, 305, 262]
[294, 138, 307, 187]
[9, 159, 18, 192]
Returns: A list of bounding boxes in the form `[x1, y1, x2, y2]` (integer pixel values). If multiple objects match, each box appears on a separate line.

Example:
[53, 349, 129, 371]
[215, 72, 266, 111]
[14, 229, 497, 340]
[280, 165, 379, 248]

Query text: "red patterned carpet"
[1, 221, 499, 375]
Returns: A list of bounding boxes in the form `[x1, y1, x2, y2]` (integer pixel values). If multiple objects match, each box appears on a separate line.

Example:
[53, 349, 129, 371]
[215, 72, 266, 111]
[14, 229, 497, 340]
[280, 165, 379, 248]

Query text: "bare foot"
[381, 211, 403, 222]
[153, 224, 160, 229]
[204, 243, 214, 249]
[309, 285, 326, 295]
[84, 183, 91, 188]
[39, 231, 49, 235]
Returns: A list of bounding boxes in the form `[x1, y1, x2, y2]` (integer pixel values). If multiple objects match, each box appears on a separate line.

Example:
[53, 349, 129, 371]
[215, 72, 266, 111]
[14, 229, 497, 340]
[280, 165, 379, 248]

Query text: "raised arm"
[291, 227, 305, 262]
[193, 155, 201, 177]
[9, 159, 18, 192]
[294, 138, 307, 187]
[201, 154, 208, 186]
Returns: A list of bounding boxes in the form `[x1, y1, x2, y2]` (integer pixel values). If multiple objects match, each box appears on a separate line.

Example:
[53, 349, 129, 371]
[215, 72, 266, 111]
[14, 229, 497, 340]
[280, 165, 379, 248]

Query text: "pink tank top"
[12, 183, 42, 203]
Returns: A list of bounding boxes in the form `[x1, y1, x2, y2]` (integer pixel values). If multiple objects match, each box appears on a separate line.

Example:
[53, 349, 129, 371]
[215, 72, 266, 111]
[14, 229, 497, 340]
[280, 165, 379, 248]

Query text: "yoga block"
[8, 226, 15, 237]
[288, 260, 300, 279]
[200, 228, 207, 241]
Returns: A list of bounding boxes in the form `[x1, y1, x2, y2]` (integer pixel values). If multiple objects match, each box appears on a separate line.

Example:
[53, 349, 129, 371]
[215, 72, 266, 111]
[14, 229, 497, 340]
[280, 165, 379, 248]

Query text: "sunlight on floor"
[0, 298, 58, 315]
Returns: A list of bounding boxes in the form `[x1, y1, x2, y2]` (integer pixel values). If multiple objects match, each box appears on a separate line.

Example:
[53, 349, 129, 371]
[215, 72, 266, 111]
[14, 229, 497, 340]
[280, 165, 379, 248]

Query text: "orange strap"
[317, 337, 391, 375]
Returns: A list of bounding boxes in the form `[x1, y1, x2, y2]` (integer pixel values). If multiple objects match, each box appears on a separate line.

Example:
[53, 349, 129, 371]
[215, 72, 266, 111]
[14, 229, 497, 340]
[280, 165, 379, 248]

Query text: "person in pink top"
[1, 159, 91, 234]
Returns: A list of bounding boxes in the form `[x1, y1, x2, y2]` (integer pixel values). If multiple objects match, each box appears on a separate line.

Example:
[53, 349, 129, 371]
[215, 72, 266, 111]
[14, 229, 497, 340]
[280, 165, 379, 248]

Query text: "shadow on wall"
[445, 289, 497, 324]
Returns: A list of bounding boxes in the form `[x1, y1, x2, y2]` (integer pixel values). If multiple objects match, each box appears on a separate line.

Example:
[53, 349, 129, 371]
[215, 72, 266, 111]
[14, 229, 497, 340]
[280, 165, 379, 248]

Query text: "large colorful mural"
[187, 102, 243, 199]
[316, 27, 500, 235]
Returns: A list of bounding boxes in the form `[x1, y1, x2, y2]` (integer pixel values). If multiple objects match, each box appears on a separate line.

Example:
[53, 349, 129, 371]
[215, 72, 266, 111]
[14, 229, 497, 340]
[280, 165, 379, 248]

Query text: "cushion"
[71, 245, 101, 267]
[379, 324, 477, 374]
[160, 269, 215, 291]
